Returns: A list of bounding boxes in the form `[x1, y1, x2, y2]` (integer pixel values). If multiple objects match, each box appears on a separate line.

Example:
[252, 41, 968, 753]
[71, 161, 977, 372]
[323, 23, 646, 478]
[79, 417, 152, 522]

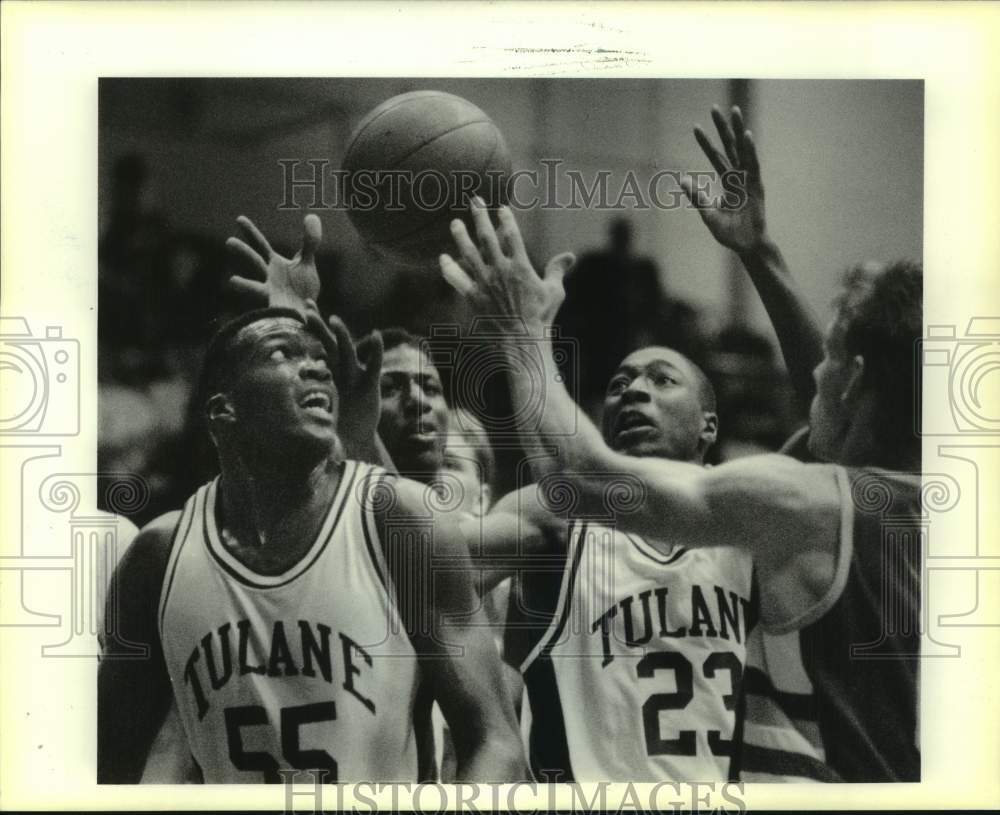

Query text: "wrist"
[737, 233, 776, 261]
[738, 234, 785, 276]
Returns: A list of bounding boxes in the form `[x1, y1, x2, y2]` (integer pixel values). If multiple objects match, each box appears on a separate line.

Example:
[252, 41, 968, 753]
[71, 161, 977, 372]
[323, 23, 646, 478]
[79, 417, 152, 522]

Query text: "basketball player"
[405, 252, 752, 780]
[467, 342, 754, 782]
[98, 306, 526, 783]
[440, 105, 920, 782]
[374, 328, 451, 481]
[680, 105, 921, 783]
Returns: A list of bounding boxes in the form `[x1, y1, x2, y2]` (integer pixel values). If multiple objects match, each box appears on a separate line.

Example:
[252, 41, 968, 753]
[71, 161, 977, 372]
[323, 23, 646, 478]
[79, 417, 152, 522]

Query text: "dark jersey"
[741, 467, 921, 782]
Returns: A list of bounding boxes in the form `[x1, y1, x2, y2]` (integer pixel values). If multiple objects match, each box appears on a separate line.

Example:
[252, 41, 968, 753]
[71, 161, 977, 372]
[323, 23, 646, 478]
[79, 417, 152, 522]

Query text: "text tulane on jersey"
[591, 583, 754, 667]
[181, 618, 378, 719]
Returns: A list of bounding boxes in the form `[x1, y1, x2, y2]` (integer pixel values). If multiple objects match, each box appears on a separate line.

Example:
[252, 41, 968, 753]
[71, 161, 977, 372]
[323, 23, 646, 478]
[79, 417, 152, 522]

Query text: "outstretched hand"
[226, 214, 322, 310]
[439, 197, 575, 330]
[682, 105, 768, 255]
[302, 300, 384, 459]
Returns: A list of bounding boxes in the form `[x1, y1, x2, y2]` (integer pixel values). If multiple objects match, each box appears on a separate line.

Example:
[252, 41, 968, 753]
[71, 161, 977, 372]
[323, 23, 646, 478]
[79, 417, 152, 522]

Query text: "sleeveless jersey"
[158, 460, 420, 783]
[522, 521, 755, 782]
[741, 466, 921, 782]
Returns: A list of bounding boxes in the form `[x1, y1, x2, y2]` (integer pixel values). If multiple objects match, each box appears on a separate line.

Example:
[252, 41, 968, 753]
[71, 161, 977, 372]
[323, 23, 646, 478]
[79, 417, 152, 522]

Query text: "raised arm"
[682, 105, 824, 412]
[439, 201, 844, 610]
[378, 477, 528, 781]
[98, 513, 179, 783]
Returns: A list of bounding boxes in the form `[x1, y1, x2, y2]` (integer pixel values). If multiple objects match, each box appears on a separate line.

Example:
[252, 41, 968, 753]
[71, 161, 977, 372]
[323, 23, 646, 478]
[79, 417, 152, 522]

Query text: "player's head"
[441, 408, 496, 517]
[198, 307, 338, 467]
[376, 328, 450, 481]
[601, 346, 718, 463]
[808, 260, 922, 468]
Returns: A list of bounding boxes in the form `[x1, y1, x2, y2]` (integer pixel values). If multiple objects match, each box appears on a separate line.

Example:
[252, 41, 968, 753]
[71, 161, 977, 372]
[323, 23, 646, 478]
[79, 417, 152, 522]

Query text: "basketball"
[342, 91, 512, 267]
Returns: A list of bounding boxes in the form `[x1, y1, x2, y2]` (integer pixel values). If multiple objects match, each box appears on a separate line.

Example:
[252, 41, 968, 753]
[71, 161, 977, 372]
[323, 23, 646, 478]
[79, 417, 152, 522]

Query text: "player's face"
[378, 344, 450, 479]
[601, 347, 713, 462]
[227, 317, 339, 458]
[808, 318, 853, 461]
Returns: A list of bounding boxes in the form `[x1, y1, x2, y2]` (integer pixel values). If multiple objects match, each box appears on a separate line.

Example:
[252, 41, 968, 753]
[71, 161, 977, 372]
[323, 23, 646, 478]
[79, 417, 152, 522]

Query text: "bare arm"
[379, 477, 528, 781]
[682, 106, 824, 412]
[461, 485, 567, 592]
[439, 200, 844, 621]
[98, 513, 179, 783]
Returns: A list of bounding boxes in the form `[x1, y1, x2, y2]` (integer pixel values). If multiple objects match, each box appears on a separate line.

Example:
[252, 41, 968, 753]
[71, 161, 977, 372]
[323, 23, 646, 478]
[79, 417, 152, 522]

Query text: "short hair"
[835, 259, 922, 454]
[682, 354, 718, 415]
[195, 306, 305, 416]
[378, 326, 422, 354]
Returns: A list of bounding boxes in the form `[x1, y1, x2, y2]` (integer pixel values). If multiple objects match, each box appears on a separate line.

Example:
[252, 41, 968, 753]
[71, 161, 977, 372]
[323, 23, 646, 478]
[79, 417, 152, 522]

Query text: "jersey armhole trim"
[157, 495, 198, 637]
[519, 520, 586, 673]
[361, 466, 409, 636]
[765, 465, 854, 635]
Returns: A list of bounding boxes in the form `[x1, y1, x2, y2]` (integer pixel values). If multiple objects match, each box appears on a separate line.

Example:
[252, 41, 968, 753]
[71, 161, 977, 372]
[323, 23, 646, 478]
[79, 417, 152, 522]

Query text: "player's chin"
[611, 428, 662, 458]
[284, 424, 339, 457]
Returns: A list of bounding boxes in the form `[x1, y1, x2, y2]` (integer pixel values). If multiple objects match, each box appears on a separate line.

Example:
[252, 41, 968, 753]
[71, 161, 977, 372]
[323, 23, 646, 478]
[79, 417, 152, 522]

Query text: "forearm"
[502, 330, 610, 480]
[738, 237, 824, 412]
[455, 732, 530, 782]
[434, 625, 528, 782]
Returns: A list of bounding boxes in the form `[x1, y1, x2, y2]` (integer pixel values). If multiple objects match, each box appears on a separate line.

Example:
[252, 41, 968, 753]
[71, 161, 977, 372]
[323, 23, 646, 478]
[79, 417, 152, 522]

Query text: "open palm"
[226, 214, 322, 310]
[682, 106, 767, 254]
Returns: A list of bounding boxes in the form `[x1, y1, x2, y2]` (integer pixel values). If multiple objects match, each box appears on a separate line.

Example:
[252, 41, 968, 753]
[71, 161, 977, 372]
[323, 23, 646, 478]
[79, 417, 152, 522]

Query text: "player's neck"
[217, 453, 342, 550]
[837, 397, 919, 472]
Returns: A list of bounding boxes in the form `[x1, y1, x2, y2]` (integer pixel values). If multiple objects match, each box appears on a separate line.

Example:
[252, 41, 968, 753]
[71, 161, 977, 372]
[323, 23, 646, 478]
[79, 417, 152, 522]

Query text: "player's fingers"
[730, 105, 747, 165]
[449, 218, 487, 280]
[226, 275, 270, 303]
[543, 252, 576, 289]
[693, 126, 729, 176]
[496, 205, 529, 264]
[300, 214, 322, 263]
[326, 315, 359, 382]
[469, 196, 503, 267]
[359, 330, 384, 381]
[225, 237, 269, 280]
[236, 216, 275, 257]
[235, 215, 274, 259]
[440, 253, 478, 297]
[742, 129, 762, 183]
[304, 309, 339, 362]
[679, 175, 712, 213]
[711, 105, 739, 167]
[496, 212, 517, 258]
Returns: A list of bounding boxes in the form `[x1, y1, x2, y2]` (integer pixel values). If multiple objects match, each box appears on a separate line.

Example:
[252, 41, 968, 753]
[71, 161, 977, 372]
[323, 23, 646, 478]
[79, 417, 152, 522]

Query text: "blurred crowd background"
[97, 78, 922, 524]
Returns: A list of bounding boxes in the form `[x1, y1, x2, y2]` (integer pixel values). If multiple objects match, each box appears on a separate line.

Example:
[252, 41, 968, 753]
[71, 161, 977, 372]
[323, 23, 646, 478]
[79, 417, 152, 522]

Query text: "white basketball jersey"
[522, 521, 755, 782]
[158, 460, 420, 783]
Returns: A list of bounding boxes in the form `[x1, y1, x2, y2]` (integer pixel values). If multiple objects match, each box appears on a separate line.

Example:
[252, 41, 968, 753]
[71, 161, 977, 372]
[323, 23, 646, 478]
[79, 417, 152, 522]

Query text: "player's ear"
[206, 393, 236, 426]
[700, 411, 719, 448]
[842, 355, 866, 406]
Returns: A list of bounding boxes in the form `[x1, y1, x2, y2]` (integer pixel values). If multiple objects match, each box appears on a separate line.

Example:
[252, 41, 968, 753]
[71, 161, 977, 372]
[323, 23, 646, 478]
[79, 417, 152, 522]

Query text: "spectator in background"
[556, 218, 706, 418]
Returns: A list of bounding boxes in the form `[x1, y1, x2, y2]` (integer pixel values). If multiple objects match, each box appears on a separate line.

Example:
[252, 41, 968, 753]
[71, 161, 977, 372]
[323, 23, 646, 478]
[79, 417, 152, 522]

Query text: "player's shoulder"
[118, 510, 183, 580]
[843, 466, 921, 517]
[362, 471, 466, 535]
